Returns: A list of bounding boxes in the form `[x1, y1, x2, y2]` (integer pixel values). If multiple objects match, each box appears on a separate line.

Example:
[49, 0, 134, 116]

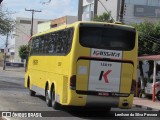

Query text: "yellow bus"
[25, 21, 138, 110]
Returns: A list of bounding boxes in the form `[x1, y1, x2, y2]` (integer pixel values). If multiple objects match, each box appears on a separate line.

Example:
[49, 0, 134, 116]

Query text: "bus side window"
[39, 37, 45, 54]
[43, 36, 48, 54]
[59, 31, 65, 53]
[48, 33, 56, 54]
[31, 38, 35, 55]
[62, 30, 68, 53]
[33, 38, 40, 54]
[55, 32, 61, 53]
[28, 40, 32, 55]
[65, 28, 73, 53]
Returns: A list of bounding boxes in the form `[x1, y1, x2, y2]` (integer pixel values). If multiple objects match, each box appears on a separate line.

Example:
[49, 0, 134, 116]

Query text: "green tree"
[93, 12, 114, 23]
[133, 21, 160, 56]
[0, 6, 13, 35]
[133, 20, 160, 89]
[18, 45, 28, 61]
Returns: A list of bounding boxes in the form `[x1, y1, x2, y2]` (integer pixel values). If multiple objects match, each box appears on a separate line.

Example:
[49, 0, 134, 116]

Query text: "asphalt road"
[0, 67, 159, 120]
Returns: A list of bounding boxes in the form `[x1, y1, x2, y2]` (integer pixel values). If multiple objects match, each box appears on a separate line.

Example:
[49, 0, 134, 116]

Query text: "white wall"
[82, 0, 118, 21]
[14, 17, 48, 62]
[83, 0, 94, 6]
[124, 4, 160, 24]
[38, 21, 51, 33]
[66, 16, 78, 24]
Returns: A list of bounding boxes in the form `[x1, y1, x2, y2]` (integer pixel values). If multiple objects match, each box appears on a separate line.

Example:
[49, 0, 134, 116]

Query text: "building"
[78, 0, 119, 21]
[38, 21, 51, 33]
[124, 0, 160, 24]
[11, 17, 47, 62]
[78, 0, 160, 24]
[11, 16, 77, 62]
[38, 16, 78, 33]
[51, 15, 77, 27]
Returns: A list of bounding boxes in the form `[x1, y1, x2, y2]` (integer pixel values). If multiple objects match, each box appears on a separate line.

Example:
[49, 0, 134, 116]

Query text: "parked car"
[145, 78, 160, 101]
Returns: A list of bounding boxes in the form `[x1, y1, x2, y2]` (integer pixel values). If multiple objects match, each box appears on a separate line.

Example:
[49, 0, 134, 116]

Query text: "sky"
[0, 0, 78, 48]
[3, 0, 78, 20]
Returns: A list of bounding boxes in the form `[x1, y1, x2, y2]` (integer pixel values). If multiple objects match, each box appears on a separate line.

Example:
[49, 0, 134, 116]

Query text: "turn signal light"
[70, 75, 76, 90]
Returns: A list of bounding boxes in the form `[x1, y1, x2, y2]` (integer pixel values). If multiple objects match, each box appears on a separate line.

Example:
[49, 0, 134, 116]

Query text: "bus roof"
[32, 21, 135, 39]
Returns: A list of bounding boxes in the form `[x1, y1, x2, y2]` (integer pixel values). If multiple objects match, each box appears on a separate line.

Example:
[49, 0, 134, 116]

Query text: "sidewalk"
[133, 97, 160, 111]
[0, 66, 25, 72]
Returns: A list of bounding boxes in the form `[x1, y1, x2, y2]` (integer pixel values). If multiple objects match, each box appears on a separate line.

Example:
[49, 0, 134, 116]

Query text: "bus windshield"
[79, 25, 136, 51]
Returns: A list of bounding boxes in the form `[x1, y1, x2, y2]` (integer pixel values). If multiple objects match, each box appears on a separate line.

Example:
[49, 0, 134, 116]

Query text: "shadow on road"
[0, 80, 25, 90]
[35, 94, 117, 119]
[62, 106, 115, 119]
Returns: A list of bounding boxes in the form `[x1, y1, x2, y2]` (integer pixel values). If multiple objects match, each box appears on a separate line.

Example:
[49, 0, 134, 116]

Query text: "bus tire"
[29, 90, 36, 96]
[51, 87, 60, 110]
[156, 91, 160, 101]
[97, 107, 111, 112]
[106, 107, 111, 112]
[45, 89, 52, 107]
[28, 79, 36, 96]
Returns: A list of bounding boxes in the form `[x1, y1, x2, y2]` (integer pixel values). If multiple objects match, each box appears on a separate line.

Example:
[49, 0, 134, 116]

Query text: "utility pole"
[3, 33, 9, 70]
[78, 0, 83, 21]
[25, 9, 41, 36]
[0, 0, 3, 4]
[119, 0, 125, 23]
[94, 0, 98, 18]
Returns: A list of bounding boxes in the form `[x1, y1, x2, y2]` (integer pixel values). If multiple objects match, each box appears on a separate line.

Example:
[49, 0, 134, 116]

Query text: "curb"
[133, 104, 160, 112]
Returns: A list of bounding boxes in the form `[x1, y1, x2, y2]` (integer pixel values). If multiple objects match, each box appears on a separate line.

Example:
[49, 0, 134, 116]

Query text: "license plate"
[98, 92, 109, 96]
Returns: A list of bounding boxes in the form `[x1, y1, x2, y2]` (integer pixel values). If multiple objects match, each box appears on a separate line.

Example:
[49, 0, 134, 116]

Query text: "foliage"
[18, 45, 28, 60]
[133, 20, 160, 89]
[93, 12, 114, 23]
[0, 6, 13, 35]
[132, 20, 160, 56]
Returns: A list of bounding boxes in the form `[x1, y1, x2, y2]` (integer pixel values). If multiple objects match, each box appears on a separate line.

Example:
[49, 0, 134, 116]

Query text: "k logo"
[99, 70, 112, 83]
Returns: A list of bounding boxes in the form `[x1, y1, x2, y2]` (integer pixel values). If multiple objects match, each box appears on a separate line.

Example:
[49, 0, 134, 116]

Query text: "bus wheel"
[97, 107, 111, 112]
[45, 89, 52, 107]
[28, 80, 35, 96]
[51, 87, 60, 109]
[106, 107, 111, 112]
[29, 90, 36, 96]
[156, 91, 160, 101]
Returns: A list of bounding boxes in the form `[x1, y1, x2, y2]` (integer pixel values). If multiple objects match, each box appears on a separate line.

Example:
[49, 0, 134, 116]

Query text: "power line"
[40, 0, 51, 5]
[121, 19, 160, 43]
[118, 15, 160, 54]
[119, 0, 125, 22]
[15, 27, 30, 38]
[25, 9, 41, 36]
[139, 37, 160, 48]
[97, 0, 115, 22]
[140, 33, 160, 43]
